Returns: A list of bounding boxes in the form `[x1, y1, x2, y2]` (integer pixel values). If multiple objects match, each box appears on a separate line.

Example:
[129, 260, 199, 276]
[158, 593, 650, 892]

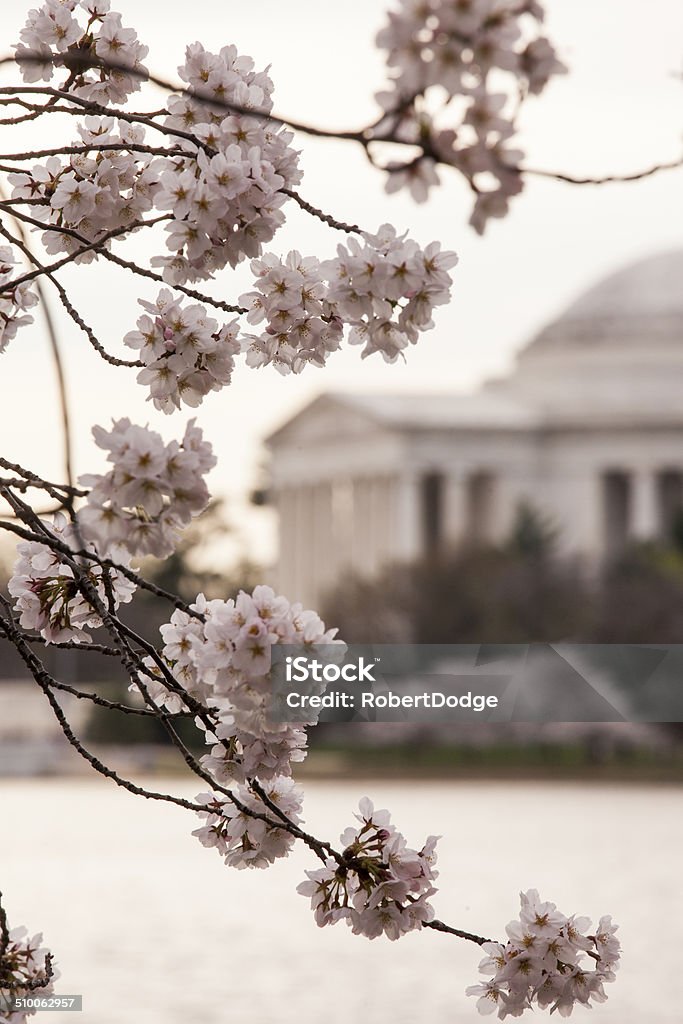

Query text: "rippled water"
[1, 778, 681, 1024]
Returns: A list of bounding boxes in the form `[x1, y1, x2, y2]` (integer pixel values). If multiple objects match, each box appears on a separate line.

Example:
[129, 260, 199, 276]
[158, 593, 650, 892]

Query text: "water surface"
[1, 778, 680, 1023]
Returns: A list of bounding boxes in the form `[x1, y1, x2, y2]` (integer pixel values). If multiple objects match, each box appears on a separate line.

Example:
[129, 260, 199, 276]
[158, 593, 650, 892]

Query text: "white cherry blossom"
[192, 777, 303, 869]
[467, 890, 621, 1019]
[78, 418, 216, 557]
[0, 924, 58, 1024]
[8, 514, 135, 643]
[0, 247, 38, 354]
[124, 290, 240, 412]
[375, 0, 565, 230]
[16, 0, 148, 104]
[140, 585, 339, 781]
[298, 798, 439, 940]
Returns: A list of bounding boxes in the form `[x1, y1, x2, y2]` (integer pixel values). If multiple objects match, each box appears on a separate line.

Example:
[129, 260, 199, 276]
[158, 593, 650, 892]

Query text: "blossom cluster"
[297, 798, 438, 940]
[0, 925, 56, 1024]
[15, 0, 148, 105]
[241, 227, 458, 371]
[8, 513, 135, 644]
[9, 8, 459, 375]
[240, 251, 343, 374]
[133, 585, 340, 783]
[12, 20, 300, 279]
[8, 117, 160, 262]
[0, 247, 38, 355]
[78, 418, 215, 557]
[8, 115, 160, 262]
[323, 226, 458, 362]
[192, 776, 303, 869]
[376, 0, 565, 231]
[466, 889, 621, 1018]
[152, 42, 302, 284]
[123, 289, 240, 412]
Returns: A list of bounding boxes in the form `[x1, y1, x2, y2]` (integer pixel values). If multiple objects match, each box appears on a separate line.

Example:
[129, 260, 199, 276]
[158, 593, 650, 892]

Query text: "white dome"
[490, 251, 683, 419]
[524, 250, 683, 354]
[563, 250, 683, 322]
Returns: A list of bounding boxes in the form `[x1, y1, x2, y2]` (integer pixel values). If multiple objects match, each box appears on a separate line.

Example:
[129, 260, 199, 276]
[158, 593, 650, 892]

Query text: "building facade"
[265, 251, 683, 608]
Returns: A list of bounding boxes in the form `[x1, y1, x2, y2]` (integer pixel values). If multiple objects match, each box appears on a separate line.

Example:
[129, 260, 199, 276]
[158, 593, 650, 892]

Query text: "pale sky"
[1, 0, 683, 567]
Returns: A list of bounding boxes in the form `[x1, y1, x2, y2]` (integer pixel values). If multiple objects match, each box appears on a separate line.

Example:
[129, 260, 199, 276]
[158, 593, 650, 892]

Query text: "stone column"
[350, 477, 367, 576]
[331, 477, 354, 578]
[394, 472, 422, 562]
[275, 487, 295, 595]
[294, 485, 317, 606]
[630, 470, 659, 541]
[370, 477, 391, 569]
[312, 482, 333, 605]
[442, 470, 467, 549]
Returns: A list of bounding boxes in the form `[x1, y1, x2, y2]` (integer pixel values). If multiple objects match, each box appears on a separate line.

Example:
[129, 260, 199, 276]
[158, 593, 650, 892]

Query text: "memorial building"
[265, 252, 683, 608]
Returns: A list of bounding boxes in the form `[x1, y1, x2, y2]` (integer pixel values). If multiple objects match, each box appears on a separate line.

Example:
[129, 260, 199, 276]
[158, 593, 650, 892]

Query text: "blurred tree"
[591, 542, 683, 643]
[507, 501, 558, 560]
[670, 510, 683, 556]
[323, 521, 590, 646]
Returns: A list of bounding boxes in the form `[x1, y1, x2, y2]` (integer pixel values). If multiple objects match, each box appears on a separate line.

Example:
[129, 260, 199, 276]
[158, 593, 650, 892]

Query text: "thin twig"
[425, 918, 491, 946]
[0, 216, 142, 368]
[0, 183, 74, 489]
[0, 606, 205, 812]
[0, 212, 171, 294]
[0, 142, 188, 162]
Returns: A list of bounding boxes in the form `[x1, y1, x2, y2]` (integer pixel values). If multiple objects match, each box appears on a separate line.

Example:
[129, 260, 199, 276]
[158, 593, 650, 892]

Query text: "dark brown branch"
[24, 954, 54, 991]
[249, 777, 340, 864]
[0, 457, 85, 497]
[521, 155, 683, 185]
[3, 55, 682, 199]
[1, 201, 247, 315]
[0, 194, 49, 204]
[0, 85, 215, 154]
[0, 605, 205, 812]
[0, 142, 188, 162]
[46, 678, 193, 716]
[283, 189, 363, 236]
[0, 212, 171, 294]
[93, 247, 248, 315]
[425, 918, 492, 946]
[23, 635, 125, 656]
[0, 216, 142, 369]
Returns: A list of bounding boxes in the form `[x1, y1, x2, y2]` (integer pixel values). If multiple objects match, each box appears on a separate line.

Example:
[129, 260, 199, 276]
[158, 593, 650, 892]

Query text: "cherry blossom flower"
[0, 924, 58, 1024]
[241, 230, 457, 372]
[151, 42, 301, 284]
[466, 889, 621, 1018]
[323, 225, 458, 362]
[129, 585, 341, 782]
[0, 247, 38, 354]
[8, 513, 135, 644]
[16, 0, 148, 104]
[78, 418, 216, 557]
[240, 251, 343, 375]
[8, 118, 160, 261]
[298, 798, 439, 940]
[192, 776, 303, 869]
[124, 290, 240, 412]
[375, 0, 565, 230]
